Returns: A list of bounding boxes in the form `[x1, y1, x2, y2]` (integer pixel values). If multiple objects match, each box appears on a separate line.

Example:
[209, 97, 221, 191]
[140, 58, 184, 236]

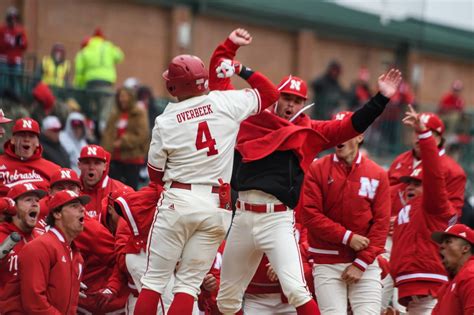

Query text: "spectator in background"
[311, 60, 345, 120]
[31, 82, 56, 122]
[137, 85, 162, 133]
[60, 112, 88, 173]
[0, 6, 27, 95]
[431, 224, 474, 314]
[101, 87, 149, 189]
[40, 116, 70, 168]
[348, 67, 372, 111]
[38, 43, 71, 88]
[0, 118, 60, 195]
[0, 109, 12, 137]
[74, 28, 124, 131]
[438, 79, 465, 134]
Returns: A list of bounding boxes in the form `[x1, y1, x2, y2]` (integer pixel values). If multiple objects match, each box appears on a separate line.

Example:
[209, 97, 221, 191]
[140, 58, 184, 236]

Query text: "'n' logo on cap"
[420, 114, 430, 125]
[24, 183, 35, 191]
[87, 146, 97, 156]
[22, 119, 32, 129]
[335, 113, 346, 121]
[66, 190, 78, 198]
[460, 232, 467, 237]
[60, 170, 71, 179]
[411, 168, 422, 177]
[290, 79, 301, 91]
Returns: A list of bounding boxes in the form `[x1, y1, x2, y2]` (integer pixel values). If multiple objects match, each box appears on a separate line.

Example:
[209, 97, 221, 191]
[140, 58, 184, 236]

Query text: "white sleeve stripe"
[354, 258, 368, 269]
[418, 130, 432, 139]
[147, 162, 163, 172]
[342, 230, 352, 245]
[116, 196, 139, 236]
[253, 88, 262, 114]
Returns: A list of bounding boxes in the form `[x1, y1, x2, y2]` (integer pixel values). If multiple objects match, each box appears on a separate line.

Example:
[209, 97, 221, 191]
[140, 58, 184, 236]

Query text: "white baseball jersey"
[148, 89, 261, 185]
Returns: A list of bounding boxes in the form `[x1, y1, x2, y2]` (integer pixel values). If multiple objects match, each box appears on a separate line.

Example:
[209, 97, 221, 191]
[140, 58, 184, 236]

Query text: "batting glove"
[216, 58, 242, 79]
[90, 287, 116, 309]
[0, 197, 16, 216]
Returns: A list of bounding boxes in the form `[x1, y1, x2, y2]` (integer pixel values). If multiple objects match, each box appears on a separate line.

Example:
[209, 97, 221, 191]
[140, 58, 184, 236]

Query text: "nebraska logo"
[0, 170, 43, 185]
[60, 170, 71, 179]
[22, 119, 32, 129]
[87, 146, 97, 156]
[398, 205, 411, 225]
[290, 79, 301, 91]
[358, 177, 379, 199]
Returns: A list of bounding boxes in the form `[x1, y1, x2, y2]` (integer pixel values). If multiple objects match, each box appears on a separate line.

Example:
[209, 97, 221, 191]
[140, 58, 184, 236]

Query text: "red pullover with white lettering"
[0, 140, 60, 196]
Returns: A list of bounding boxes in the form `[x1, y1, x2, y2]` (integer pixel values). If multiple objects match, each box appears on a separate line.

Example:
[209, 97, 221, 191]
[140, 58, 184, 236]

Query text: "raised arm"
[209, 28, 252, 91]
[313, 69, 402, 150]
[402, 105, 455, 217]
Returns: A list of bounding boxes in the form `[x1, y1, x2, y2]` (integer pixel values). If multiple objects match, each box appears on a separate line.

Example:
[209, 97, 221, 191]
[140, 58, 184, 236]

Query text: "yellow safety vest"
[41, 56, 70, 87]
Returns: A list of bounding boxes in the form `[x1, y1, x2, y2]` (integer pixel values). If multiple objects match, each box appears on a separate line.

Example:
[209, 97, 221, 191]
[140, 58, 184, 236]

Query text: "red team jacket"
[388, 147, 466, 217]
[432, 257, 474, 314]
[82, 174, 132, 222]
[0, 222, 40, 300]
[1, 228, 83, 315]
[390, 132, 458, 304]
[75, 215, 129, 314]
[301, 152, 390, 271]
[0, 141, 60, 196]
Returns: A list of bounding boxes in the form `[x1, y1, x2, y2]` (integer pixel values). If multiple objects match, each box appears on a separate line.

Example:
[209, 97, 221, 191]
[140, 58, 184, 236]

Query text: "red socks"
[167, 292, 195, 315]
[296, 299, 321, 315]
[134, 288, 161, 315]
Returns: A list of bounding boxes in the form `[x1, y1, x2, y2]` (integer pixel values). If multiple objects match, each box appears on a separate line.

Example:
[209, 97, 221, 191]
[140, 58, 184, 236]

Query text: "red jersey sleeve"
[419, 131, 456, 219]
[209, 38, 239, 91]
[301, 161, 353, 245]
[311, 117, 359, 151]
[354, 172, 391, 271]
[19, 242, 62, 315]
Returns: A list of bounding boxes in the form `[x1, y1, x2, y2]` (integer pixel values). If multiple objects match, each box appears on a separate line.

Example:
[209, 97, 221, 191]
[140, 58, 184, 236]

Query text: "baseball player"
[390, 105, 458, 314]
[210, 29, 401, 315]
[2, 190, 88, 314]
[383, 111, 466, 312]
[301, 111, 390, 314]
[0, 109, 12, 137]
[0, 117, 61, 195]
[431, 224, 474, 314]
[78, 144, 133, 221]
[35, 167, 82, 234]
[0, 183, 46, 303]
[134, 28, 279, 315]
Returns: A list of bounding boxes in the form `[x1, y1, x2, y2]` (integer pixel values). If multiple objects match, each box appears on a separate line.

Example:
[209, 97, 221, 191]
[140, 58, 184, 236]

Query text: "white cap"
[42, 116, 62, 131]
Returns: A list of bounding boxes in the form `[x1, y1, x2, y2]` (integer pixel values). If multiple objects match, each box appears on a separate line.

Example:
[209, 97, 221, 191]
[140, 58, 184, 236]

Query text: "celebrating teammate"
[134, 28, 279, 314]
[301, 111, 390, 314]
[390, 105, 458, 313]
[210, 28, 401, 315]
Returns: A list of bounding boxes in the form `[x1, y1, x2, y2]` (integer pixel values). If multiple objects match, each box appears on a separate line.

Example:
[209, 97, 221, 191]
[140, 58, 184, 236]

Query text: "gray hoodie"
[59, 112, 88, 173]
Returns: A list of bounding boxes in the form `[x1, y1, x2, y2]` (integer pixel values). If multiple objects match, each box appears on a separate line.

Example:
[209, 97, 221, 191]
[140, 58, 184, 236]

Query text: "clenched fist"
[349, 234, 370, 251]
[228, 28, 252, 47]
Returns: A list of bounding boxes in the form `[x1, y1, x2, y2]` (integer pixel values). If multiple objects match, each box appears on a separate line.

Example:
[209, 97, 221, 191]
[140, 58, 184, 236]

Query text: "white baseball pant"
[142, 185, 232, 299]
[217, 199, 312, 314]
[381, 236, 407, 314]
[125, 251, 176, 314]
[313, 261, 382, 315]
[244, 293, 296, 315]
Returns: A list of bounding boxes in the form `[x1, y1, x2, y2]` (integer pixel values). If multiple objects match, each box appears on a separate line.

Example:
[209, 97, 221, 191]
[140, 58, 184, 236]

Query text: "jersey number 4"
[195, 121, 218, 156]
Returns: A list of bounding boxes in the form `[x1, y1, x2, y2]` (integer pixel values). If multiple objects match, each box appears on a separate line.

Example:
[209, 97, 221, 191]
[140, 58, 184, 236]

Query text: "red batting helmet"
[162, 55, 209, 98]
